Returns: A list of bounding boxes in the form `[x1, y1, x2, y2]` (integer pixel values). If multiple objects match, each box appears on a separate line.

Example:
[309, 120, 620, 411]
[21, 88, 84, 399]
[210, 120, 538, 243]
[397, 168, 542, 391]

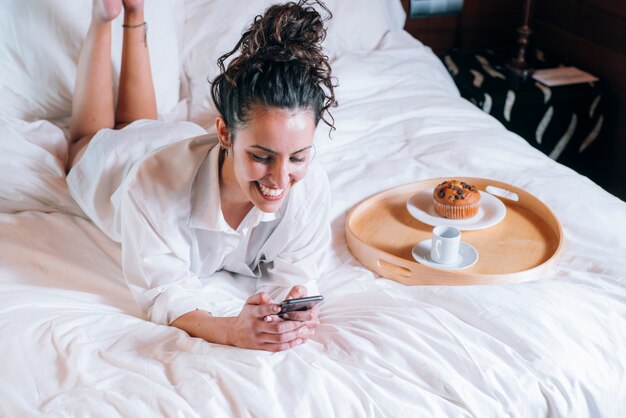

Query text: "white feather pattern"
[579, 115, 604, 153]
[536, 106, 554, 144]
[475, 55, 506, 79]
[482, 93, 492, 113]
[504, 90, 515, 122]
[589, 95, 601, 118]
[535, 82, 552, 104]
[549, 114, 578, 160]
[470, 69, 484, 88]
[444, 55, 459, 76]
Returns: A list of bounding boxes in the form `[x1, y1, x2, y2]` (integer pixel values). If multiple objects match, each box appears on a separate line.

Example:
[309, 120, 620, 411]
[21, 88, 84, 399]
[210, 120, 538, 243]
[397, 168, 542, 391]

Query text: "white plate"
[412, 239, 479, 270]
[406, 189, 506, 230]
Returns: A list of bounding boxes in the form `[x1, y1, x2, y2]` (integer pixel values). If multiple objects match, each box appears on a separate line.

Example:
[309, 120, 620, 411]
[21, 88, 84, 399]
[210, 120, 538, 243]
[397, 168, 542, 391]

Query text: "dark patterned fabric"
[442, 48, 605, 171]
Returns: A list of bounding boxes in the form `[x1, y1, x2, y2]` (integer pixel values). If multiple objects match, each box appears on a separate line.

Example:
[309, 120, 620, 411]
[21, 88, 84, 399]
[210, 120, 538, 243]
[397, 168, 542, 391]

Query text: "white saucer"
[412, 239, 479, 270]
[406, 189, 506, 231]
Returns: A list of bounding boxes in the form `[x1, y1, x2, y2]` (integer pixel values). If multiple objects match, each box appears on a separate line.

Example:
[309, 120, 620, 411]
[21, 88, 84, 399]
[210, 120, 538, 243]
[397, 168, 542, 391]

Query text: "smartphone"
[278, 295, 323, 317]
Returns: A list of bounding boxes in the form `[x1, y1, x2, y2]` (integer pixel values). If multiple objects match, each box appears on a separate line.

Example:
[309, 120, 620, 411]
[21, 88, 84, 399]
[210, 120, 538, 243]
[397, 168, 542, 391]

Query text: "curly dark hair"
[210, 0, 337, 137]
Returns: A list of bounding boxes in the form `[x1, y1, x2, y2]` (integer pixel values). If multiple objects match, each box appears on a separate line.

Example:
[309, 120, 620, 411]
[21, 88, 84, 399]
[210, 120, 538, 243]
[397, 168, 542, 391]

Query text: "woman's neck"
[219, 152, 253, 229]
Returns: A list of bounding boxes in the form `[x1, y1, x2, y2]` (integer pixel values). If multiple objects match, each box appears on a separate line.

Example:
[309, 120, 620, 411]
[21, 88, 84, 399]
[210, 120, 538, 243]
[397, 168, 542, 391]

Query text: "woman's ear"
[215, 116, 231, 148]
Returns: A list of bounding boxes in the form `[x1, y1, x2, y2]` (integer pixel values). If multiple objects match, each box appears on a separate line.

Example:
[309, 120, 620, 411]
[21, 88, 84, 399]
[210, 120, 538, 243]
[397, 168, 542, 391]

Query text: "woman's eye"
[290, 156, 306, 163]
[250, 153, 272, 163]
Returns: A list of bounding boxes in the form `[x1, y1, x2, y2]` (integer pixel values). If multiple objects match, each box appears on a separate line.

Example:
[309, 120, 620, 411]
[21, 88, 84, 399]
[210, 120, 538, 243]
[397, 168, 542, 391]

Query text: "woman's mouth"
[256, 182, 285, 200]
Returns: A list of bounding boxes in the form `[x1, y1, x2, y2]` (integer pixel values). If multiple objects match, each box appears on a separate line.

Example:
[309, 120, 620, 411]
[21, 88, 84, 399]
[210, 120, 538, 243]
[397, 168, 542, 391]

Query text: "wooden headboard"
[400, 0, 519, 54]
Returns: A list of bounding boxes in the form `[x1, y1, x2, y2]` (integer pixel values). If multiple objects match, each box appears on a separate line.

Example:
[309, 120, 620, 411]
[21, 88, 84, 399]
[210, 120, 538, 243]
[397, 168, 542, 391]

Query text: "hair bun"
[255, 45, 295, 62]
[211, 0, 337, 135]
[243, 1, 330, 61]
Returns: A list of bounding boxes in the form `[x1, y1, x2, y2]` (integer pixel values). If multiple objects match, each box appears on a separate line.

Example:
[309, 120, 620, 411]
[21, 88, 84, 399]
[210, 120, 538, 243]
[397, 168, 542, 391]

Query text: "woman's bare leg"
[68, 0, 122, 170]
[115, 0, 157, 128]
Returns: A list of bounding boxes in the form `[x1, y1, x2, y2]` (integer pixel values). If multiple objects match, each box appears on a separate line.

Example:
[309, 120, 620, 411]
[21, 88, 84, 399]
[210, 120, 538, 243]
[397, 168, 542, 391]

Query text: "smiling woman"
[65, 0, 337, 352]
[218, 107, 317, 223]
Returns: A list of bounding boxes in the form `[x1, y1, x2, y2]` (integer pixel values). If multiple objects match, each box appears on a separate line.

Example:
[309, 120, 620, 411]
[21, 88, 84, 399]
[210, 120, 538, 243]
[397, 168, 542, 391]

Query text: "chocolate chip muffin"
[433, 180, 481, 219]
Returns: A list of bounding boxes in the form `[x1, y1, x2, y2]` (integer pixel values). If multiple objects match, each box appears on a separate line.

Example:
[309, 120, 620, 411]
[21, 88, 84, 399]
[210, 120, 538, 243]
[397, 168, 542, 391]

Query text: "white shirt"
[67, 120, 330, 325]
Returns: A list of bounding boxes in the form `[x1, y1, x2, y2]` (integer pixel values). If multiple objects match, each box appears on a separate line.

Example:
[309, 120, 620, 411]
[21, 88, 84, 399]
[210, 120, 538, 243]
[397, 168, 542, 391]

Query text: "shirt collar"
[189, 145, 277, 232]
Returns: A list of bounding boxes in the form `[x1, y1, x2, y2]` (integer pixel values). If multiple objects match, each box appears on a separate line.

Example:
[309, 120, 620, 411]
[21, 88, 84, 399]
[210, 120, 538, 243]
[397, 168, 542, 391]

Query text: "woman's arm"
[171, 292, 311, 351]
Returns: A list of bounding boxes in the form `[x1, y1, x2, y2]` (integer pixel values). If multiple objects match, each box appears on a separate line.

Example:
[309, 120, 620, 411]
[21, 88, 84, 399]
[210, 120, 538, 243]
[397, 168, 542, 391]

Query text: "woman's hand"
[228, 292, 310, 352]
[279, 285, 321, 344]
[171, 290, 317, 352]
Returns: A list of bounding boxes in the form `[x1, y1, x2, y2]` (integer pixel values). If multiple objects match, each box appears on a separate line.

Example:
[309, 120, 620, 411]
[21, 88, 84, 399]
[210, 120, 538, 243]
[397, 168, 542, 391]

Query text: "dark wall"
[401, 0, 518, 53]
[401, 0, 626, 201]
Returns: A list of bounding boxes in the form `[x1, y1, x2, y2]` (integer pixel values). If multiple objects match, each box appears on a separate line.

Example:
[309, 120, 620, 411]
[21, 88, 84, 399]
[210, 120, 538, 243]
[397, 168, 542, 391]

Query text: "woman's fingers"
[260, 326, 312, 345]
[257, 324, 317, 352]
[260, 338, 304, 352]
[281, 310, 314, 322]
[245, 292, 280, 318]
[256, 319, 312, 344]
[255, 303, 280, 318]
[259, 318, 303, 335]
[246, 292, 270, 305]
[261, 327, 306, 345]
[285, 285, 307, 300]
[238, 291, 318, 352]
[281, 304, 319, 322]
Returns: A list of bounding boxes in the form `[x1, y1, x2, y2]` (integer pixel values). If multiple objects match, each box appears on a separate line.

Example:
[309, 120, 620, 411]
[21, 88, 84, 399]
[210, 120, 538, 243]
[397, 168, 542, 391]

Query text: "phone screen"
[278, 295, 323, 316]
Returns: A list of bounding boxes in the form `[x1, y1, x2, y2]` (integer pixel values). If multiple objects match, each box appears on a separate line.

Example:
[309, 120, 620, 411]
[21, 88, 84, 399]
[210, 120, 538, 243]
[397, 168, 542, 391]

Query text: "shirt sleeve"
[256, 168, 331, 302]
[121, 189, 226, 325]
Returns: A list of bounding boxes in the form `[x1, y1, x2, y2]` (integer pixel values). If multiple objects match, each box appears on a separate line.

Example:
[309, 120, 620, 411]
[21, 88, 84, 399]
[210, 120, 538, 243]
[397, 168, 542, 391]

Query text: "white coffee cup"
[430, 226, 461, 264]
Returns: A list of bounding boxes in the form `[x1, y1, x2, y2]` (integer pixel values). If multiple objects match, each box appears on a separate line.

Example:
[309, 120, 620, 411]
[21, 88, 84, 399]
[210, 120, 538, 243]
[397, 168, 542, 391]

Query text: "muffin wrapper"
[434, 200, 479, 219]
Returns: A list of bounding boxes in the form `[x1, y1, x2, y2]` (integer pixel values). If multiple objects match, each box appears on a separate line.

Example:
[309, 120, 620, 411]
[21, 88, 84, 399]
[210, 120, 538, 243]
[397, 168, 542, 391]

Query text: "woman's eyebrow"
[250, 145, 313, 155]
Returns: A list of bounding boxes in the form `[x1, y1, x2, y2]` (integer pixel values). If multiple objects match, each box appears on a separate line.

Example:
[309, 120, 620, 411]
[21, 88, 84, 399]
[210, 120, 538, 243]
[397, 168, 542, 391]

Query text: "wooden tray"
[345, 178, 563, 285]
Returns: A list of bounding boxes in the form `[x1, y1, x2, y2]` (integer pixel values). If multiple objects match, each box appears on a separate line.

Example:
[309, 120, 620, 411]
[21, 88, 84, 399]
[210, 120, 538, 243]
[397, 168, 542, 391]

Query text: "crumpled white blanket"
[1, 31, 625, 418]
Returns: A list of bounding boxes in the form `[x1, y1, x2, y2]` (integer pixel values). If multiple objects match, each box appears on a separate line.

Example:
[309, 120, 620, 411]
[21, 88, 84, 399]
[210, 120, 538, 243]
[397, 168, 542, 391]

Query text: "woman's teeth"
[258, 182, 284, 197]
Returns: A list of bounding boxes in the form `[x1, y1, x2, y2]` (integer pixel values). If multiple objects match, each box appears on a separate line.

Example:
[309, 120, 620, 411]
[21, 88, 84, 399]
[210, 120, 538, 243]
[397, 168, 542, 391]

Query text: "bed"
[1, 1, 625, 416]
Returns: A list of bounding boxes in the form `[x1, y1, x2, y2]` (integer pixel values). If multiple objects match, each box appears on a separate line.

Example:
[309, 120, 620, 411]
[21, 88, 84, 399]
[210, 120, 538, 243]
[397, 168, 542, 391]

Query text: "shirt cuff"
[149, 283, 245, 325]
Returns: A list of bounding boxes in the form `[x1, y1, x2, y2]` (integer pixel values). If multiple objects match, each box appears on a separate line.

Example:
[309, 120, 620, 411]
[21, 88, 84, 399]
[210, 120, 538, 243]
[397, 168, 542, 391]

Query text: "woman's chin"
[251, 181, 287, 212]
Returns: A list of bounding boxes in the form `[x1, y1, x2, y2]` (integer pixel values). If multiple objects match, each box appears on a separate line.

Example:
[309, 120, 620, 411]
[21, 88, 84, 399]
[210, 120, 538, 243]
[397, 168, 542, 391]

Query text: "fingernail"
[273, 305, 280, 313]
[264, 316, 272, 322]
[297, 338, 302, 345]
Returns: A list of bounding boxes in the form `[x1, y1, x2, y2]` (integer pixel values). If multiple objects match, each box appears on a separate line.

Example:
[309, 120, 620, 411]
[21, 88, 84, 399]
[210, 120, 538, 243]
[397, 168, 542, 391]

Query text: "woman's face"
[218, 106, 316, 213]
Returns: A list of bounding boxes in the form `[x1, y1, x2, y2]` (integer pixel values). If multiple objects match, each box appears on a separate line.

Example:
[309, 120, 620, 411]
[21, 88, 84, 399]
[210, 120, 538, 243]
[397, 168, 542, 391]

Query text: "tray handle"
[377, 258, 413, 278]
[485, 185, 519, 202]
[374, 251, 434, 281]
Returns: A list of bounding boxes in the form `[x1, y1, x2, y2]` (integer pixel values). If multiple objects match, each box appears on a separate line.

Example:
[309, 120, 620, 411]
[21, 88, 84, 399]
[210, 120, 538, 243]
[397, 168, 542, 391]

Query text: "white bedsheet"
[1, 31, 625, 417]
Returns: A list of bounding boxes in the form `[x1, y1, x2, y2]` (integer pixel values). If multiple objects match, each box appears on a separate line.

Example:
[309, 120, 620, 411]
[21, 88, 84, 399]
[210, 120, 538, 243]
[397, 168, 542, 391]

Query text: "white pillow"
[323, 0, 406, 56]
[181, 0, 276, 127]
[181, 0, 406, 128]
[0, 116, 82, 214]
[0, 0, 184, 123]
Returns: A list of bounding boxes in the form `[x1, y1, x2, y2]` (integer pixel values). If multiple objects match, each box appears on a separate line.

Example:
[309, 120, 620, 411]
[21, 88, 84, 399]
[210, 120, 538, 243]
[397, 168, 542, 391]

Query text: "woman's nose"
[270, 160, 290, 188]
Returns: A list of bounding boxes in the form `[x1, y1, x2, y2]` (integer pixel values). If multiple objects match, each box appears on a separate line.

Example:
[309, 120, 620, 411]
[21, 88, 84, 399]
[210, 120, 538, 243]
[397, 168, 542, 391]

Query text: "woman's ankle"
[123, 9, 145, 26]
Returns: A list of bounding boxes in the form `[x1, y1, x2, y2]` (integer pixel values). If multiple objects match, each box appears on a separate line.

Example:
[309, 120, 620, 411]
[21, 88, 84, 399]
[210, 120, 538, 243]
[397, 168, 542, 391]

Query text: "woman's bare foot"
[122, 0, 144, 14]
[92, 0, 122, 23]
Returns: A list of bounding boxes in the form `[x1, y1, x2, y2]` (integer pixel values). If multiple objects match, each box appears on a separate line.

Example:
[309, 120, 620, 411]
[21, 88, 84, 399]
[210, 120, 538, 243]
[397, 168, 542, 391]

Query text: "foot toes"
[93, 0, 123, 22]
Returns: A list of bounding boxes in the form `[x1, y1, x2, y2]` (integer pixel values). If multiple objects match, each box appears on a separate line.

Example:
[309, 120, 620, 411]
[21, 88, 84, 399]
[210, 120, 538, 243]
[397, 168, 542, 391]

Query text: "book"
[532, 66, 598, 87]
